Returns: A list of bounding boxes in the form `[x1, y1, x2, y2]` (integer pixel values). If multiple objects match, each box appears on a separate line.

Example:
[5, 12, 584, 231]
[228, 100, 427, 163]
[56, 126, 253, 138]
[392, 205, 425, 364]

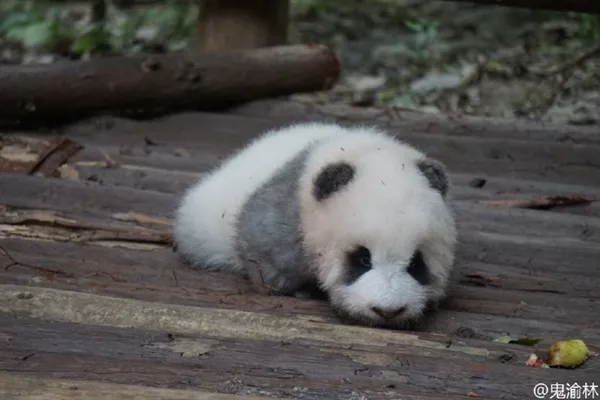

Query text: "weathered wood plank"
[3, 234, 597, 304]
[2, 103, 600, 400]
[47, 142, 600, 219]
[2, 205, 599, 279]
[47, 112, 600, 186]
[15, 112, 600, 187]
[2, 174, 600, 278]
[59, 140, 600, 205]
[0, 135, 83, 175]
[71, 139, 600, 201]
[0, 313, 527, 372]
[228, 100, 600, 144]
[0, 287, 598, 400]
[5, 182, 597, 271]
[0, 372, 279, 400]
[0, 350, 495, 400]
[458, 230, 600, 275]
[2, 97, 599, 400]
[3, 173, 600, 247]
[0, 285, 393, 347]
[1, 238, 600, 340]
[0, 173, 174, 220]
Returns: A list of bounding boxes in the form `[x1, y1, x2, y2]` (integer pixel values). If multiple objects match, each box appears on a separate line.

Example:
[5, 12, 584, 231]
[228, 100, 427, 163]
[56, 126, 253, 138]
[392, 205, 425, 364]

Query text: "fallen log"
[0, 44, 340, 129]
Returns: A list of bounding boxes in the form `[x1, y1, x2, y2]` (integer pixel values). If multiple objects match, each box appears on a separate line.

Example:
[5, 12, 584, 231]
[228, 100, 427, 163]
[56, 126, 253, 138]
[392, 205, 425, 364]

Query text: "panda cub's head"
[298, 128, 457, 327]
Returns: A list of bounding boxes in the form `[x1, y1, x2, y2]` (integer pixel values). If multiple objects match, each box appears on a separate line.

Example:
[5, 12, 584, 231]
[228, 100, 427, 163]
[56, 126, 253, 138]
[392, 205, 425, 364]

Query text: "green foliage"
[576, 13, 600, 42]
[71, 23, 109, 55]
[0, 0, 199, 56]
[0, 4, 71, 51]
[404, 18, 439, 50]
[495, 336, 543, 346]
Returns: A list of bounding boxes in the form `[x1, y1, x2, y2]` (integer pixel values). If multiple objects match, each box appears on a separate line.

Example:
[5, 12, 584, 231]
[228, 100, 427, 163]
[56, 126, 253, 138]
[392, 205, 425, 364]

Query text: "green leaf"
[6, 20, 53, 49]
[494, 335, 513, 344]
[510, 337, 543, 346]
[71, 24, 108, 55]
[405, 20, 423, 32]
[494, 336, 542, 346]
[390, 94, 416, 107]
[0, 10, 44, 35]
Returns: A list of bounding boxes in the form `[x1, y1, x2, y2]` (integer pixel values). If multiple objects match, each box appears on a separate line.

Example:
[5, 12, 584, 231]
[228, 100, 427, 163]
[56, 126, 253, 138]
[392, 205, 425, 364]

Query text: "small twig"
[82, 271, 126, 282]
[3, 210, 173, 245]
[218, 290, 245, 305]
[14, 352, 36, 368]
[0, 243, 73, 278]
[531, 44, 600, 77]
[247, 259, 281, 294]
[98, 149, 119, 168]
[0, 243, 19, 269]
[134, 286, 158, 292]
[171, 270, 191, 294]
[26, 136, 84, 177]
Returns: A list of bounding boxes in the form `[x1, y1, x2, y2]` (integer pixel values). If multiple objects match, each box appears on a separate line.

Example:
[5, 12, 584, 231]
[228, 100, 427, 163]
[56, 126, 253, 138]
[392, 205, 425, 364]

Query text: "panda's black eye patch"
[313, 162, 355, 202]
[406, 250, 430, 285]
[345, 245, 372, 285]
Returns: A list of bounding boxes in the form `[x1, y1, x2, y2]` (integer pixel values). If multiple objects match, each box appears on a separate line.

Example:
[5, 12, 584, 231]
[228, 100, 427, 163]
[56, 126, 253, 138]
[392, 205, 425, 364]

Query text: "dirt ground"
[289, 1, 600, 126]
[1, 0, 599, 126]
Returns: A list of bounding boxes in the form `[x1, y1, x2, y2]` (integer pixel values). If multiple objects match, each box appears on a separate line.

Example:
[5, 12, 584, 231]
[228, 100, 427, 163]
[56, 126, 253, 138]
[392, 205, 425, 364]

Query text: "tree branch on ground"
[0, 44, 340, 128]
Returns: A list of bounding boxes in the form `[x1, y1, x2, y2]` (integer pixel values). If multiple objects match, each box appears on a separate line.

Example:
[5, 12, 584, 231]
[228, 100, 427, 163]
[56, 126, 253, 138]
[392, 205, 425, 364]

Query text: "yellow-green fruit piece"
[545, 339, 589, 368]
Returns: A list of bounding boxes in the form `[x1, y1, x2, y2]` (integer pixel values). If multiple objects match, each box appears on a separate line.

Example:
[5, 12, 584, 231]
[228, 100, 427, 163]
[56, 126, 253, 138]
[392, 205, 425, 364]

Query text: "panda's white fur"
[174, 123, 346, 270]
[174, 122, 458, 327]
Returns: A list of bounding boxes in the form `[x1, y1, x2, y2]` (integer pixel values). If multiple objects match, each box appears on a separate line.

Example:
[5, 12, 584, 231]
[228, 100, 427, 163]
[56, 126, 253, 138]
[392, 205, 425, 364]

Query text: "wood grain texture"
[1, 288, 598, 400]
[51, 111, 600, 187]
[0, 101, 599, 399]
[0, 46, 339, 128]
[0, 372, 279, 400]
[1, 235, 598, 342]
[228, 99, 600, 144]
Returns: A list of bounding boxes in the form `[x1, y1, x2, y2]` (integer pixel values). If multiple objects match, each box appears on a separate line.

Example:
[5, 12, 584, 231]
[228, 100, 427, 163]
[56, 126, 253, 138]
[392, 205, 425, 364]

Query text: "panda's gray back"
[233, 145, 315, 294]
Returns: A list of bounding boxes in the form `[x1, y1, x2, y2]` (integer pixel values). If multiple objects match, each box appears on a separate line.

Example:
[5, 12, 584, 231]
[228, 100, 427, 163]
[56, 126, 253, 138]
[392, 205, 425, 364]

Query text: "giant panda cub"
[174, 122, 458, 327]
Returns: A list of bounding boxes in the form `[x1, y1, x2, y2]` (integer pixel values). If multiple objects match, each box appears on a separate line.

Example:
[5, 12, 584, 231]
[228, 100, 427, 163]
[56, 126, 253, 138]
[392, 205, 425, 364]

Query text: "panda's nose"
[371, 306, 406, 319]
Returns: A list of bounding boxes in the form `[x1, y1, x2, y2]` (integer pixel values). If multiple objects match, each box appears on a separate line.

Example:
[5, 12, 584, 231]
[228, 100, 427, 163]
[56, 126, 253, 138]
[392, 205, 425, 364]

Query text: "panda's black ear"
[416, 158, 449, 198]
[313, 162, 355, 201]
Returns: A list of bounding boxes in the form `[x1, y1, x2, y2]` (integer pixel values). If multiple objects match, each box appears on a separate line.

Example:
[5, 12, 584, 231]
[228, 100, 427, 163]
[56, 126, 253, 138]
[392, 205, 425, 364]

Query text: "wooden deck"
[1, 99, 599, 399]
